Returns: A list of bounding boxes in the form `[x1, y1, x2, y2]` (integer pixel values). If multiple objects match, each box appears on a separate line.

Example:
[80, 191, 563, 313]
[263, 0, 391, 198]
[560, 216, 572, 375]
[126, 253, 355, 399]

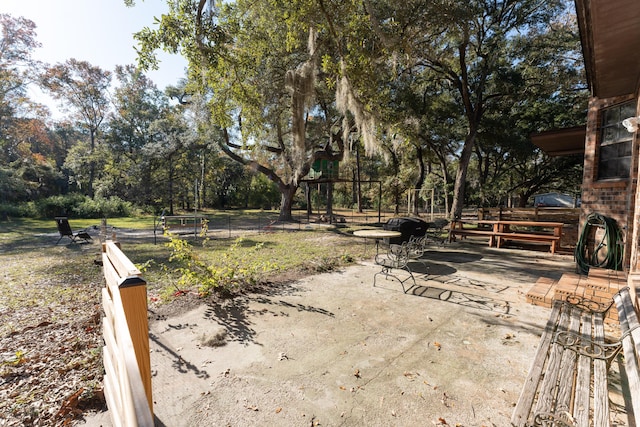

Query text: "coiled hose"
[574, 212, 623, 274]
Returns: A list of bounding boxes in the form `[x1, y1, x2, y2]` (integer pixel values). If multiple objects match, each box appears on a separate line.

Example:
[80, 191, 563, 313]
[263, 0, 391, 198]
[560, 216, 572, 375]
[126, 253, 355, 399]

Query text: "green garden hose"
[574, 212, 623, 275]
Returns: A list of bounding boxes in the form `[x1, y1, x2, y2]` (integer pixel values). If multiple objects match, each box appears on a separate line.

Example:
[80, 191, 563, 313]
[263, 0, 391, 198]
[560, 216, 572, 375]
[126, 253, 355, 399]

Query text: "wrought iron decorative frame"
[553, 329, 621, 363]
[552, 296, 621, 364]
[564, 294, 614, 314]
[533, 411, 577, 426]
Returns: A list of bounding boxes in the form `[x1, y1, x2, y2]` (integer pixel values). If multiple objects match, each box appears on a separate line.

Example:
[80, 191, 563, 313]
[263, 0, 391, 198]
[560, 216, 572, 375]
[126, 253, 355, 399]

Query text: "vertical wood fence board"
[101, 241, 154, 427]
[112, 284, 149, 426]
[103, 319, 130, 423]
[103, 368, 123, 427]
[111, 289, 144, 427]
[119, 285, 152, 411]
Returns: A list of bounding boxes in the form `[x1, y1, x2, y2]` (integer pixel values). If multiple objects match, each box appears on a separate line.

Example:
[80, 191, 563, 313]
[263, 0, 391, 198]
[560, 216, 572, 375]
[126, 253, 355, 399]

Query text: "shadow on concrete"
[203, 299, 259, 345]
[428, 274, 511, 294]
[201, 289, 335, 346]
[404, 284, 510, 313]
[409, 260, 457, 276]
[148, 331, 211, 379]
[154, 415, 168, 427]
[423, 250, 484, 264]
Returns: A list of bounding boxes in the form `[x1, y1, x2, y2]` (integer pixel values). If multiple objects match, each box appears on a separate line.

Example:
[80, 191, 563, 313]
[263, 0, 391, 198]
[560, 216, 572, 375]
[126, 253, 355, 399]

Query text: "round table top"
[353, 229, 402, 238]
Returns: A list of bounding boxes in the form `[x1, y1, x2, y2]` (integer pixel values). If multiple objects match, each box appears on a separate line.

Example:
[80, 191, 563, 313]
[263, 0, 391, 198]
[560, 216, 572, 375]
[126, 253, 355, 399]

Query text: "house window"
[598, 101, 635, 180]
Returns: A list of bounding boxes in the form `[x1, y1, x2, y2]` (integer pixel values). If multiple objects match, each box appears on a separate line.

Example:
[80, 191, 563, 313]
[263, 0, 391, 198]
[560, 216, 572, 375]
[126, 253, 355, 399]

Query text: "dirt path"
[80, 242, 584, 426]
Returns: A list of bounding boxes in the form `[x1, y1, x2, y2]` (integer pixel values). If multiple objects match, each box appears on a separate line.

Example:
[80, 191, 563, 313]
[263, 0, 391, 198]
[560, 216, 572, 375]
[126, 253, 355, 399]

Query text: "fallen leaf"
[56, 387, 84, 418]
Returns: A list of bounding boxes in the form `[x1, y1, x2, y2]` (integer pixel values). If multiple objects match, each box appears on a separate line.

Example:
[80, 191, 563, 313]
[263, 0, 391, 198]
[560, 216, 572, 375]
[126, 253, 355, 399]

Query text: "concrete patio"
[81, 241, 628, 426]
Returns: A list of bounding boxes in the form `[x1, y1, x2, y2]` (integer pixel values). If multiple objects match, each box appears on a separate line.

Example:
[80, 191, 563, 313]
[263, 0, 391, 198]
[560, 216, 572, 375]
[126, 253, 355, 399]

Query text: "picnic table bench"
[448, 221, 495, 241]
[512, 287, 640, 426]
[449, 220, 564, 253]
[160, 214, 207, 236]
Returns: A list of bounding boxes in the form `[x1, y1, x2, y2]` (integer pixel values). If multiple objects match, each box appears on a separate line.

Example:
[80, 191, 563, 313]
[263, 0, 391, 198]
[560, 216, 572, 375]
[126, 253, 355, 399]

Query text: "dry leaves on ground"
[0, 249, 105, 427]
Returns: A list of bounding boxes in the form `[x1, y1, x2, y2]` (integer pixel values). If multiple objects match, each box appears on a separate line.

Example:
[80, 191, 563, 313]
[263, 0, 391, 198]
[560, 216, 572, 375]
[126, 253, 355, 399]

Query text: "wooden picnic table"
[450, 219, 565, 253]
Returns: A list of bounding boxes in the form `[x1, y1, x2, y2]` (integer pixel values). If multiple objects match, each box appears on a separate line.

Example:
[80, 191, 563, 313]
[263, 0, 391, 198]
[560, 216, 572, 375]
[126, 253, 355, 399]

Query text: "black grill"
[383, 217, 428, 244]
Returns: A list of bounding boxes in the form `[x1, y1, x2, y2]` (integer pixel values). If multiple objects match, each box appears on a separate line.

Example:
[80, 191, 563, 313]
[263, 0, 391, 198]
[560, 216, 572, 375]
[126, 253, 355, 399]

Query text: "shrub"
[0, 202, 36, 219]
[165, 235, 278, 297]
[28, 194, 134, 218]
[72, 196, 133, 218]
[34, 194, 87, 218]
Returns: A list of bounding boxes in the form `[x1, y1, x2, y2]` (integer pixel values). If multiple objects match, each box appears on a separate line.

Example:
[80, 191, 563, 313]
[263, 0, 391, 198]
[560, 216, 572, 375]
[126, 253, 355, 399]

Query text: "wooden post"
[103, 242, 153, 417]
[119, 280, 152, 414]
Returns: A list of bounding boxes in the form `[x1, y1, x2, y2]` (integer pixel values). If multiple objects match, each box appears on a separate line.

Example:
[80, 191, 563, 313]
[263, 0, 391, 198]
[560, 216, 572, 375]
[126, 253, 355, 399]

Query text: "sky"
[2, 0, 188, 117]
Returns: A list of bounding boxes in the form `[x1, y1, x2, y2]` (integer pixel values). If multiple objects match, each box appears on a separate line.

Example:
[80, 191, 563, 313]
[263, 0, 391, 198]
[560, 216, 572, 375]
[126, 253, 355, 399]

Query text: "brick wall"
[581, 94, 638, 271]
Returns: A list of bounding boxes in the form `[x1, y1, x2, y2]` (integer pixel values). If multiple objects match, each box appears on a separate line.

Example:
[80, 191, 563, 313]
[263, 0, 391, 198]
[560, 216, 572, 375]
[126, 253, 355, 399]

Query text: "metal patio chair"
[373, 242, 416, 293]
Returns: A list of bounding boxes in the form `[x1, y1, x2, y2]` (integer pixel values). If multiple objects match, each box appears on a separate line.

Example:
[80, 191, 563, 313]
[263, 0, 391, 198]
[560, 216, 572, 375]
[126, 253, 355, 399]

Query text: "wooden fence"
[101, 241, 154, 426]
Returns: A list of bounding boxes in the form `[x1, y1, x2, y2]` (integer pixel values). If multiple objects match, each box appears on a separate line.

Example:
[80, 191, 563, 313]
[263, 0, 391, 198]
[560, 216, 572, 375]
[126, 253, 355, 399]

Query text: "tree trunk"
[517, 191, 527, 208]
[200, 153, 206, 208]
[450, 132, 476, 219]
[394, 183, 400, 215]
[278, 184, 297, 221]
[351, 169, 357, 207]
[413, 145, 426, 215]
[326, 181, 334, 220]
[305, 183, 312, 216]
[88, 129, 96, 199]
[356, 144, 363, 212]
[443, 174, 450, 217]
[168, 155, 174, 215]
